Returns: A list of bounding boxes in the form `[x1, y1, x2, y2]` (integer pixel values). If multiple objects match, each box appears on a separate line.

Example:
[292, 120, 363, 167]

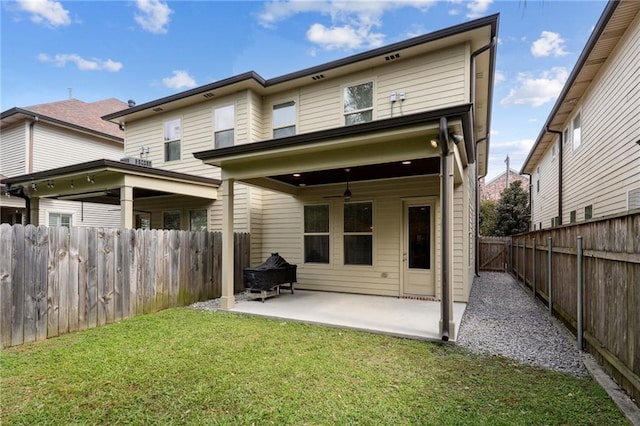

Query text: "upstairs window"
[344, 202, 373, 266]
[585, 205, 593, 220]
[215, 105, 235, 149]
[572, 112, 582, 150]
[164, 118, 181, 161]
[273, 101, 296, 138]
[304, 204, 329, 264]
[344, 81, 373, 125]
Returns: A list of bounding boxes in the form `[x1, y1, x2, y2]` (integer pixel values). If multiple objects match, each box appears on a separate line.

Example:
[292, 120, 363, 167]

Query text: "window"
[585, 205, 593, 220]
[570, 210, 576, 223]
[343, 81, 373, 125]
[273, 101, 296, 138]
[536, 167, 540, 193]
[164, 118, 181, 161]
[304, 205, 329, 264]
[163, 211, 181, 230]
[136, 213, 151, 230]
[214, 105, 235, 149]
[344, 202, 373, 265]
[49, 212, 72, 228]
[551, 216, 559, 227]
[552, 140, 557, 159]
[572, 113, 581, 150]
[563, 128, 570, 146]
[190, 210, 208, 231]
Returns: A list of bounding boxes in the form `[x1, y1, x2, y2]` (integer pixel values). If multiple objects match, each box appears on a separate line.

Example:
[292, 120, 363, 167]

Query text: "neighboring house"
[0, 98, 127, 227]
[522, 0, 640, 230]
[6, 15, 498, 340]
[479, 168, 529, 201]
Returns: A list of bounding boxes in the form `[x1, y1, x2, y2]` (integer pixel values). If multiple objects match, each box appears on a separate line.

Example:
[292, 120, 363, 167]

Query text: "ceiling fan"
[323, 168, 352, 201]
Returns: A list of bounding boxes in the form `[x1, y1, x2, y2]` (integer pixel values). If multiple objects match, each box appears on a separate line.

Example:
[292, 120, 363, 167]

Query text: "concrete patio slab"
[230, 290, 466, 342]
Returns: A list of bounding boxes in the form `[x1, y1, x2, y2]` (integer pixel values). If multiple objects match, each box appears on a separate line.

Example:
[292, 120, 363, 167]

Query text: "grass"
[1, 308, 628, 425]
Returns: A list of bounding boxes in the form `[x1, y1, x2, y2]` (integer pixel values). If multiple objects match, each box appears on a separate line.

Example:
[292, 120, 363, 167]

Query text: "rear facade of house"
[102, 15, 498, 308]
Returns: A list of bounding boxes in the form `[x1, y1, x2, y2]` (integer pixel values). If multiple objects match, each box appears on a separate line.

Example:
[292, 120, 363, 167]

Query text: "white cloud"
[16, 0, 70, 27]
[494, 70, 506, 84]
[38, 53, 123, 72]
[486, 138, 535, 179]
[466, 0, 492, 19]
[500, 67, 569, 107]
[135, 0, 172, 34]
[258, 1, 437, 51]
[162, 70, 197, 90]
[531, 31, 568, 57]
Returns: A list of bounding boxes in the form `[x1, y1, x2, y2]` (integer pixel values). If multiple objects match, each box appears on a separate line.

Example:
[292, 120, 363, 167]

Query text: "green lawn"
[1, 308, 628, 425]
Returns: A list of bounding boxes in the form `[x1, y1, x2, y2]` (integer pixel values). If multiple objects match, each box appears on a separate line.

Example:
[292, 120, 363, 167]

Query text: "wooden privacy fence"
[478, 236, 510, 271]
[510, 212, 639, 402]
[0, 224, 250, 349]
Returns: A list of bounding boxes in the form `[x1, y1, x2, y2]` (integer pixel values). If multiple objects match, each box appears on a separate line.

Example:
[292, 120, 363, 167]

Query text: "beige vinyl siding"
[561, 15, 640, 221]
[31, 122, 122, 173]
[40, 199, 120, 228]
[531, 139, 559, 228]
[208, 182, 252, 233]
[256, 176, 477, 301]
[0, 124, 27, 177]
[247, 90, 265, 142]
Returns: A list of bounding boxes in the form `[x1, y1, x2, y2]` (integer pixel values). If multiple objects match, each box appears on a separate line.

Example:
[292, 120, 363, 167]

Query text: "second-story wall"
[0, 124, 27, 177]
[530, 139, 560, 229]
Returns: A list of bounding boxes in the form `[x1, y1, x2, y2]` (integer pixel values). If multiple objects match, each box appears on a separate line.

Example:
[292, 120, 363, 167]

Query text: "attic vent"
[312, 74, 325, 81]
[152, 107, 164, 112]
[586, 58, 606, 66]
[476, 71, 484, 79]
[385, 53, 400, 61]
[202, 92, 215, 98]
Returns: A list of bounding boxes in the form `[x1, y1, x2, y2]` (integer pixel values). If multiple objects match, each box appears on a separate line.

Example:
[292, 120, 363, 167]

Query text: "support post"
[438, 116, 454, 342]
[547, 237, 553, 316]
[120, 185, 134, 229]
[29, 197, 40, 226]
[220, 177, 235, 310]
[577, 236, 584, 350]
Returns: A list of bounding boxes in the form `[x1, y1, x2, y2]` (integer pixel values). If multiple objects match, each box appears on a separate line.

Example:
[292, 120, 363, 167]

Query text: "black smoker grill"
[243, 253, 297, 302]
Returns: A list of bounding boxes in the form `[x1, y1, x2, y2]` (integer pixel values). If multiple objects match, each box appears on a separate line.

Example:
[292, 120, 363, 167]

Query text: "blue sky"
[1, 0, 608, 180]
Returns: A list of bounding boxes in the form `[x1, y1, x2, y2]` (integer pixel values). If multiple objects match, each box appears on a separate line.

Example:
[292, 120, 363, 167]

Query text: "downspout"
[467, 37, 497, 163]
[547, 127, 563, 225]
[523, 173, 532, 230]
[28, 117, 38, 173]
[475, 137, 487, 277]
[439, 116, 451, 341]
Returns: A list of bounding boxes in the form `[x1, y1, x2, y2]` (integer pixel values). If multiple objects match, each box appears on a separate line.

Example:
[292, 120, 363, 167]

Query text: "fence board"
[86, 228, 98, 329]
[0, 224, 13, 348]
[23, 225, 37, 345]
[11, 225, 25, 346]
[76, 227, 88, 332]
[114, 229, 123, 322]
[35, 226, 48, 341]
[68, 227, 80, 333]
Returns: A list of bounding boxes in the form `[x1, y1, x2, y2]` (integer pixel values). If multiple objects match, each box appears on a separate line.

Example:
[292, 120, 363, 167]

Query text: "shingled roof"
[24, 98, 128, 139]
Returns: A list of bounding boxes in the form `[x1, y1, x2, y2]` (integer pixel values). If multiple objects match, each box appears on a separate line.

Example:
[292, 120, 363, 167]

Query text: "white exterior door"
[402, 199, 435, 296]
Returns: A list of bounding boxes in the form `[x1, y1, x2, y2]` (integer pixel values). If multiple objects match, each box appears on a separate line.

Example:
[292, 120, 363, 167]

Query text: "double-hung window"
[343, 81, 373, 125]
[273, 101, 296, 138]
[49, 212, 72, 228]
[164, 118, 181, 161]
[163, 211, 181, 230]
[214, 105, 235, 148]
[304, 204, 329, 264]
[189, 209, 208, 231]
[572, 113, 581, 150]
[344, 202, 373, 265]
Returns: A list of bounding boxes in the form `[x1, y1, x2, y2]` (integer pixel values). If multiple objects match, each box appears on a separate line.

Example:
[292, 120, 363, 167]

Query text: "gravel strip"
[457, 272, 588, 377]
[189, 291, 251, 311]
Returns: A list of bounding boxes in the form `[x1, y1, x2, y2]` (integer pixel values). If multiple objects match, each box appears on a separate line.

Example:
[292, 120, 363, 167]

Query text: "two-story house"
[1, 98, 127, 227]
[522, 0, 640, 229]
[5, 15, 498, 340]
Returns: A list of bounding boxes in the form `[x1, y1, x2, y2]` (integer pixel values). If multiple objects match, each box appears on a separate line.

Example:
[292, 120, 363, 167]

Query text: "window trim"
[163, 210, 182, 230]
[303, 203, 331, 265]
[189, 209, 208, 231]
[572, 111, 582, 151]
[272, 100, 297, 138]
[48, 211, 74, 228]
[342, 80, 375, 126]
[163, 117, 182, 162]
[343, 200, 374, 267]
[214, 104, 235, 149]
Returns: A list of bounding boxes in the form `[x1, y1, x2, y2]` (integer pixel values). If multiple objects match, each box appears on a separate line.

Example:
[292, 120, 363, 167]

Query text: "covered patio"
[230, 290, 467, 342]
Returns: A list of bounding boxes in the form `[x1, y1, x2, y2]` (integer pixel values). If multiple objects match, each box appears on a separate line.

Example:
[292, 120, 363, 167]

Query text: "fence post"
[522, 238, 526, 287]
[532, 237, 536, 299]
[547, 236, 553, 317]
[577, 236, 584, 351]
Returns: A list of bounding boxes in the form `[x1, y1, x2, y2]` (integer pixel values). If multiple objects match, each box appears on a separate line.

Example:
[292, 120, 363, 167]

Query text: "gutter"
[474, 137, 487, 277]
[547, 127, 563, 225]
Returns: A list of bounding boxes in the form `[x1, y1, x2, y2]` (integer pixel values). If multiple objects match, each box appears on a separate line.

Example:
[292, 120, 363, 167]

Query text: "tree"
[495, 180, 530, 236]
[479, 199, 498, 236]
